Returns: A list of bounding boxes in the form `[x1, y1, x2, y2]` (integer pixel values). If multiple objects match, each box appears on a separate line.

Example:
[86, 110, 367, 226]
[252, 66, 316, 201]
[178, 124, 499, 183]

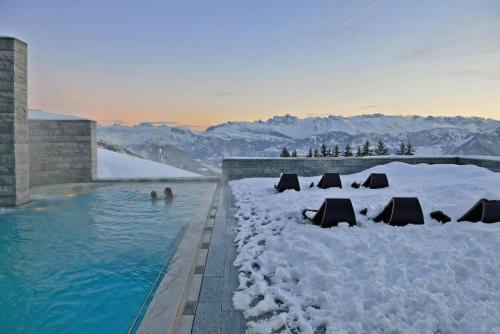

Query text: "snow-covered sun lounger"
[274, 173, 300, 193]
[302, 198, 356, 228]
[362, 173, 389, 189]
[458, 199, 500, 224]
[374, 197, 424, 226]
[317, 173, 342, 189]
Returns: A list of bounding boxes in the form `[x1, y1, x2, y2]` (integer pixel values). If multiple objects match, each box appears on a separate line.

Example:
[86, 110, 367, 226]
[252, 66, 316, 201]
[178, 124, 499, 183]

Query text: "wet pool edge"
[135, 181, 219, 334]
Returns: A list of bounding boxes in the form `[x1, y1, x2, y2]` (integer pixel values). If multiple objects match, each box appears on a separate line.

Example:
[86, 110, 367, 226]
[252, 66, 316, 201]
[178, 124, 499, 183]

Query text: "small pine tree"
[291, 149, 298, 157]
[405, 143, 416, 156]
[355, 145, 363, 157]
[333, 144, 339, 157]
[306, 148, 313, 158]
[396, 142, 406, 155]
[327, 148, 331, 157]
[320, 143, 328, 157]
[342, 144, 353, 157]
[362, 140, 372, 156]
[375, 139, 389, 156]
[313, 149, 320, 157]
[280, 146, 290, 157]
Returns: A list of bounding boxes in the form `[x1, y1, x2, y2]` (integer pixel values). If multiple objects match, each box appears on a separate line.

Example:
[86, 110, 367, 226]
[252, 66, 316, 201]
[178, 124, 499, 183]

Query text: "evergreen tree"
[396, 142, 406, 155]
[291, 149, 298, 157]
[280, 146, 290, 157]
[405, 143, 416, 156]
[374, 139, 389, 156]
[362, 140, 372, 156]
[320, 143, 328, 157]
[355, 145, 363, 157]
[313, 148, 320, 157]
[327, 148, 331, 157]
[333, 144, 339, 157]
[306, 148, 313, 158]
[342, 144, 353, 157]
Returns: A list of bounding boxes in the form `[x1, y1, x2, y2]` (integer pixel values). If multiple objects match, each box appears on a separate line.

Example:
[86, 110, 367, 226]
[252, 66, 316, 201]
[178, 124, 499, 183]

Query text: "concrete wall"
[456, 157, 500, 173]
[28, 119, 97, 187]
[0, 37, 29, 206]
[222, 156, 500, 180]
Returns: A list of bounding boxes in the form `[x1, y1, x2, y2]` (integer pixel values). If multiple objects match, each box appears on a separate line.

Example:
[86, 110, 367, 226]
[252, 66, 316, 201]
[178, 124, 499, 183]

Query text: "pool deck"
[190, 184, 245, 334]
[137, 182, 246, 334]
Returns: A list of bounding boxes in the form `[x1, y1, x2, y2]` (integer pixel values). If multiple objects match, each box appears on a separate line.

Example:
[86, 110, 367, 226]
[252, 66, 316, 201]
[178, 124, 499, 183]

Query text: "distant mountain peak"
[98, 113, 500, 163]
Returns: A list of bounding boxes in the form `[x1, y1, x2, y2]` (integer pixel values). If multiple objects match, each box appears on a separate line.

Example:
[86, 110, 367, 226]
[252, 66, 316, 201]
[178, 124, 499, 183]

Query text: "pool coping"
[135, 181, 246, 334]
[94, 177, 221, 183]
[189, 183, 246, 334]
[135, 181, 221, 334]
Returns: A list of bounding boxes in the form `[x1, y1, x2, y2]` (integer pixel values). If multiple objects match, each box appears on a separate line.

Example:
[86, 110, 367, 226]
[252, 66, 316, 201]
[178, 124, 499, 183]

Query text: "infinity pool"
[0, 182, 216, 334]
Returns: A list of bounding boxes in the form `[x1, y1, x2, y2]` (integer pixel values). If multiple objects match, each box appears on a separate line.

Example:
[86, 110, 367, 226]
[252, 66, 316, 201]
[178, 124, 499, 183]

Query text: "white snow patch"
[28, 109, 88, 121]
[97, 148, 199, 178]
[230, 162, 500, 334]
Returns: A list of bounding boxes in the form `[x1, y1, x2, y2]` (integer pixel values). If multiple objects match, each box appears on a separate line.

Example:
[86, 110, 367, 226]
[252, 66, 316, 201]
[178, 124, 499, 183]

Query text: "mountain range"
[97, 114, 500, 174]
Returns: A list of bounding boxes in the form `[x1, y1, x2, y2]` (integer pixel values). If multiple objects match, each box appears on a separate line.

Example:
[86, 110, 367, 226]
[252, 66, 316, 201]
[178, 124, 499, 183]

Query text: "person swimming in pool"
[164, 187, 174, 200]
[151, 190, 158, 199]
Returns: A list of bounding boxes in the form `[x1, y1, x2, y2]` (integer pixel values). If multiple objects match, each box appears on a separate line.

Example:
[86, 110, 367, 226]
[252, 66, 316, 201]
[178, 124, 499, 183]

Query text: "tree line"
[279, 140, 416, 157]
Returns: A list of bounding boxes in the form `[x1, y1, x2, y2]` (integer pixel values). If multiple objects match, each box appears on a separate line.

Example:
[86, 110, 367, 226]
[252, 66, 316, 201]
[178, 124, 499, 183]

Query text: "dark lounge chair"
[458, 199, 500, 224]
[374, 197, 424, 226]
[302, 198, 356, 227]
[275, 173, 300, 193]
[362, 173, 389, 189]
[317, 173, 342, 189]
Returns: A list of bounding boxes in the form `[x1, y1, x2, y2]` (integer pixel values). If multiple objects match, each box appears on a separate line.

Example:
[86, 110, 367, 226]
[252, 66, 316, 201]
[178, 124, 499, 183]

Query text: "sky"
[1, 0, 499, 130]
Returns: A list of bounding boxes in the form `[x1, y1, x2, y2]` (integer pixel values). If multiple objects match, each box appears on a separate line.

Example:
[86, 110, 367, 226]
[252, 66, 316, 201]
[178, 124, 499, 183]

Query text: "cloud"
[448, 69, 500, 81]
[397, 45, 433, 63]
[144, 121, 206, 130]
[358, 105, 378, 110]
[98, 119, 130, 126]
[396, 17, 500, 64]
[304, 112, 334, 117]
[98, 119, 205, 130]
[142, 121, 182, 126]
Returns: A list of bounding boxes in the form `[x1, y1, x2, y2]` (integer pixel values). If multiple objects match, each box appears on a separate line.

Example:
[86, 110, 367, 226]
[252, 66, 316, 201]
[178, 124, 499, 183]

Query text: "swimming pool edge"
[135, 182, 220, 334]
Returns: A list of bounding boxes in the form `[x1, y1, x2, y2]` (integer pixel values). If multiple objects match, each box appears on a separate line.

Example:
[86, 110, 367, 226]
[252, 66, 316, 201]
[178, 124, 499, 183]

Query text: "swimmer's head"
[151, 191, 158, 199]
[164, 187, 174, 199]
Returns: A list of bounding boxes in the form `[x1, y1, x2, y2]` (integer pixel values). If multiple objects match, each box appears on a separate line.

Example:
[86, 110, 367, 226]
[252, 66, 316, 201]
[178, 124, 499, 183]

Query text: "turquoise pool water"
[0, 182, 215, 334]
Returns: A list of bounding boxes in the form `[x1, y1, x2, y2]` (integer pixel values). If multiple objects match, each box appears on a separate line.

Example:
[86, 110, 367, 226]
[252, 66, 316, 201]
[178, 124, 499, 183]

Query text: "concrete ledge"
[458, 157, 500, 172]
[95, 176, 221, 183]
[222, 156, 500, 180]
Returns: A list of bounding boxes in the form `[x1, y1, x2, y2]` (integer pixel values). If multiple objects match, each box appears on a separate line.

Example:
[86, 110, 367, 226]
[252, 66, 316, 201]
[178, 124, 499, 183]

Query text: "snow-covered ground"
[97, 148, 199, 178]
[230, 162, 500, 334]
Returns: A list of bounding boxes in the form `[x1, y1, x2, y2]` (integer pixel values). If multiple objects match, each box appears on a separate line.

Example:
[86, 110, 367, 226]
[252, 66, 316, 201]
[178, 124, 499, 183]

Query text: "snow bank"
[28, 109, 87, 121]
[230, 162, 500, 333]
[97, 148, 199, 178]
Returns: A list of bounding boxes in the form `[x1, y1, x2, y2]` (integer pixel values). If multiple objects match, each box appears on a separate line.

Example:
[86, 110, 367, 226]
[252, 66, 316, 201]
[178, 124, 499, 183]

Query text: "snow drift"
[97, 148, 199, 178]
[230, 162, 500, 334]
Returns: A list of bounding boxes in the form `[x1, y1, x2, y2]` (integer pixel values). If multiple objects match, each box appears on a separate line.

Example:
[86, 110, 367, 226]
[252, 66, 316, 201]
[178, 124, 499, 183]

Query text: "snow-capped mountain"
[97, 114, 500, 170]
[205, 114, 498, 139]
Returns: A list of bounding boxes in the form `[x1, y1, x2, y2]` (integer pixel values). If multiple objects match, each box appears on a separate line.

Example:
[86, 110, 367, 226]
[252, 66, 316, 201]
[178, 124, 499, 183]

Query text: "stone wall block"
[28, 119, 97, 187]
